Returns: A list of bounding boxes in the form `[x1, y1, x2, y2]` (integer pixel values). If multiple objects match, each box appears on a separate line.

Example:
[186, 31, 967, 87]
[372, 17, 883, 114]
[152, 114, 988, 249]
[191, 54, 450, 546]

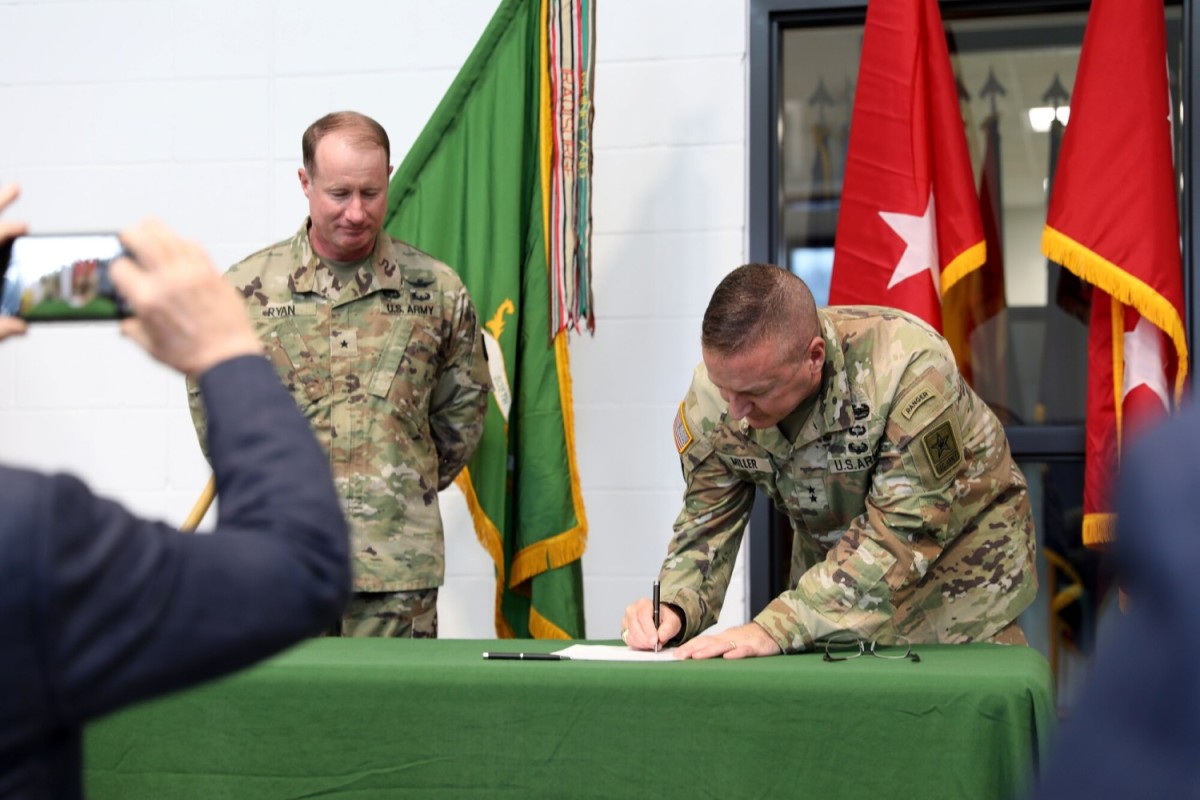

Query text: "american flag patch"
[673, 402, 693, 453]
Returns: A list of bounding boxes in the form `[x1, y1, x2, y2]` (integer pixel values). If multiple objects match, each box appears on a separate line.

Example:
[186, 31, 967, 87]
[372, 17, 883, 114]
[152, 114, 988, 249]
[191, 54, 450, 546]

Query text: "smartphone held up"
[0, 233, 131, 321]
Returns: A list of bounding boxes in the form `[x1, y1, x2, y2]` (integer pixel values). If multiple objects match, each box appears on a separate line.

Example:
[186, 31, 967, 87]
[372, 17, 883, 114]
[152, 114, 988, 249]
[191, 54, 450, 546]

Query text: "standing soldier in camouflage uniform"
[188, 111, 491, 637]
[621, 263, 1035, 658]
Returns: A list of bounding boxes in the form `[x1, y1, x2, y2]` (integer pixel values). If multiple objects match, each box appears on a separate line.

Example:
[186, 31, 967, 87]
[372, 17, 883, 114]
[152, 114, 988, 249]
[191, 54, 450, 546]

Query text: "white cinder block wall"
[0, 0, 750, 640]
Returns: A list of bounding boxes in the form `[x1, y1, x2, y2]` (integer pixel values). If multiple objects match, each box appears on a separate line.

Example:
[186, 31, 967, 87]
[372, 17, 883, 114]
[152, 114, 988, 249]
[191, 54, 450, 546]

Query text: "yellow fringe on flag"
[530, 606, 573, 640]
[454, 468, 514, 637]
[507, 333, 589, 586]
[1042, 225, 1189, 400]
[511, 530, 588, 587]
[1082, 512, 1117, 548]
[939, 240, 987, 296]
[458, 340, 589, 627]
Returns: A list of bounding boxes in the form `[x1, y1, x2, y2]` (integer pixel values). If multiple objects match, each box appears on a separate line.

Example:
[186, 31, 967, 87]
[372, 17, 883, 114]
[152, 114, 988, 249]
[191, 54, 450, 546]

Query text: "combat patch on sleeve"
[920, 419, 962, 479]
[674, 402, 693, 454]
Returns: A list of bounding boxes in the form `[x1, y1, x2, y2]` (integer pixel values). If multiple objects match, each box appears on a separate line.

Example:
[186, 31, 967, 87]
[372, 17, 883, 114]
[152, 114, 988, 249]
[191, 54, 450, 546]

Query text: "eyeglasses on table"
[821, 635, 921, 663]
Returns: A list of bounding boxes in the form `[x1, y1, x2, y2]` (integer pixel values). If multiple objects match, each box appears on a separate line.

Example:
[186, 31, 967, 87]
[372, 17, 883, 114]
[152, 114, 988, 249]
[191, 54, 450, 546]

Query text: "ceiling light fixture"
[1028, 106, 1071, 133]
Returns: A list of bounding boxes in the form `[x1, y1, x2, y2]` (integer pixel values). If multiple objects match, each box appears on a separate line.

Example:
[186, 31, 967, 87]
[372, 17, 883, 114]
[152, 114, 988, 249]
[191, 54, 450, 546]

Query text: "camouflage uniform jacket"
[188, 221, 491, 592]
[665, 306, 1036, 653]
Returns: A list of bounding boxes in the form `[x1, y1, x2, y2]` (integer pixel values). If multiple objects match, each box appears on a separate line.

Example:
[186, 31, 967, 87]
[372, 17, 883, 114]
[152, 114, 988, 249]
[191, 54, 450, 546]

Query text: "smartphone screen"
[0, 233, 131, 320]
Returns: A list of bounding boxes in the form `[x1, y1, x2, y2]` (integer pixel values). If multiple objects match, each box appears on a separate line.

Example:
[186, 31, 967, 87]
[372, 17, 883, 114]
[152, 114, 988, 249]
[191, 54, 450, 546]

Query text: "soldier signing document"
[621, 263, 1035, 659]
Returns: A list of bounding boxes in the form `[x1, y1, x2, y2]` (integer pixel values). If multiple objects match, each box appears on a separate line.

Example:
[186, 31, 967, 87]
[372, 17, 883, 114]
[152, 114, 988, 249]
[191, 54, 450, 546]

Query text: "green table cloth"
[85, 639, 1054, 799]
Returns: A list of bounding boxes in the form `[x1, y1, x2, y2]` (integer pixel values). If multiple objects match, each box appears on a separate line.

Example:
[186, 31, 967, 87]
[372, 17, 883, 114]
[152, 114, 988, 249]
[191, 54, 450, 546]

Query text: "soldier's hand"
[112, 218, 262, 378]
[621, 597, 681, 651]
[674, 622, 781, 660]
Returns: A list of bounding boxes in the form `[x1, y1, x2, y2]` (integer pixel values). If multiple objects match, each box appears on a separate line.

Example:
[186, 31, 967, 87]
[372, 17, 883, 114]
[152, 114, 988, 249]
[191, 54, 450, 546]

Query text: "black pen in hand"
[652, 579, 661, 653]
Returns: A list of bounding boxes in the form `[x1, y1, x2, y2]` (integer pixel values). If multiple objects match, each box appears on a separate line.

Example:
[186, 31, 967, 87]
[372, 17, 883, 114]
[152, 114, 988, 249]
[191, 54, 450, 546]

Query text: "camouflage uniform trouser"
[331, 589, 439, 638]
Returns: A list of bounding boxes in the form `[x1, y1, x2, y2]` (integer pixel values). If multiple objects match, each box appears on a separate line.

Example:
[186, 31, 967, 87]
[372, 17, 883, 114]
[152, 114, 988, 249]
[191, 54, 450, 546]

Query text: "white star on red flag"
[1122, 315, 1169, 411]
[881, 191, 940, 292]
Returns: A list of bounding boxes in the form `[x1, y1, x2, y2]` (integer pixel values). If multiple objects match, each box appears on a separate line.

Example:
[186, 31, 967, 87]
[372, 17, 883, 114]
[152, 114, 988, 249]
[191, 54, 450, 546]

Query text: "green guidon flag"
[384, 0, 594, 638]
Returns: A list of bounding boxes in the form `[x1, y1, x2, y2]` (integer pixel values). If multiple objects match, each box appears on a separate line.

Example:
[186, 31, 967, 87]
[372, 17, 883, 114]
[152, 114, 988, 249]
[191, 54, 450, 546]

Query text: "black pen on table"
[652, 579, 661, 652]
[482, 652, 568, 661]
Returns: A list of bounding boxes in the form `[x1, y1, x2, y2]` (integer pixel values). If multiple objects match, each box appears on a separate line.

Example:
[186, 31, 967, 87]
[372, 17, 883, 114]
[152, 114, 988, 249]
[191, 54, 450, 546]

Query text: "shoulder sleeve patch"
[919, 418, 962, 479]
[900, 378, 938, 422]
[674, 402, 694, 454]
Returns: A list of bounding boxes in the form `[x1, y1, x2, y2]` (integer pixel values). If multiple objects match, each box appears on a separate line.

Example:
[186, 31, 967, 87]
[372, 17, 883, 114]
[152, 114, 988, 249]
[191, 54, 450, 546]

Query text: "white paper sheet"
[553, 644, 682, 662]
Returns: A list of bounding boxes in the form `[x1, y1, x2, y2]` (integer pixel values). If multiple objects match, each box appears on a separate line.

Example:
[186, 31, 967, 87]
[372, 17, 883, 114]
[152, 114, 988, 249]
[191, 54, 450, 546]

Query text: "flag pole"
[181, 475, 215, 533]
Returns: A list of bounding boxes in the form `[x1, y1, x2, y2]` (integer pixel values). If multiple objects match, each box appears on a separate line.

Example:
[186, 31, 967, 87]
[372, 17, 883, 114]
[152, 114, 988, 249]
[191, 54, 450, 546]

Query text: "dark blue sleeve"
[1033, 410, 1200, 799]
[41, 355, 350, 725]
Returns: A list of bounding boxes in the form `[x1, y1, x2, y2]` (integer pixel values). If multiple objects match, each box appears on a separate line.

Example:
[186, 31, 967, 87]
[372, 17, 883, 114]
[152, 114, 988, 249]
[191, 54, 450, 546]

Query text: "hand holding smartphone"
[0, 233, 132, 321]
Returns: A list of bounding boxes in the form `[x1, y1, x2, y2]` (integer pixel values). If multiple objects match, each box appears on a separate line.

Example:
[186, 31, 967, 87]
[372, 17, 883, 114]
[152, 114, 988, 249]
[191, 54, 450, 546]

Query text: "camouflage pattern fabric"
[189, 221, 490, 594]
[334, 589, 439, 638]
[664, 306, 1036, 653]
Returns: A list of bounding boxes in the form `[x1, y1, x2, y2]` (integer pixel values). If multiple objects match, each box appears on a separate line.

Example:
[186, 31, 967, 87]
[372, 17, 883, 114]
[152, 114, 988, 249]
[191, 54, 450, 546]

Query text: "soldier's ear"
[805, 335, 825, 371]
[298, 168, 312, 196]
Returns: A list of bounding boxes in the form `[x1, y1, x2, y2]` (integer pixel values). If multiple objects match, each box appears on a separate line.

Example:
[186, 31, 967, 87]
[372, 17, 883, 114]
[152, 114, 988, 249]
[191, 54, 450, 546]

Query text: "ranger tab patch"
[901, 379, 938, 421]
[921, 419, 962, 479]
[673, 403, 693, 454]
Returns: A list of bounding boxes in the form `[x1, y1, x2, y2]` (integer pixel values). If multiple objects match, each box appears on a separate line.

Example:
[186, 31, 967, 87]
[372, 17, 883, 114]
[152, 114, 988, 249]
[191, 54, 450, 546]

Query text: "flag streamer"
[547, 0, 596, 335]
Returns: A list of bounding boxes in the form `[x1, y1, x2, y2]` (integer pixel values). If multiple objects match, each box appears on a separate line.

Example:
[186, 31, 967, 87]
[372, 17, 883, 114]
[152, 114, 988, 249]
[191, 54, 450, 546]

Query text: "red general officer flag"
[829, 0, 985, 330]
[1042, 0, 1187, 547]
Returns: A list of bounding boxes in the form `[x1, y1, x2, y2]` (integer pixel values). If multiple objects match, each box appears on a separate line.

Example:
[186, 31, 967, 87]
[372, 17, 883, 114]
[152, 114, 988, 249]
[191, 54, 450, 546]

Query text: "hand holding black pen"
[619, 588, 681, 651]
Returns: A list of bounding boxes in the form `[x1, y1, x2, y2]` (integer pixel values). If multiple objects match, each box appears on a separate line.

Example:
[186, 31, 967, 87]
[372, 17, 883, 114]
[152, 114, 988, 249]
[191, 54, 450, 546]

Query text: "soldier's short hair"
[702, 263, 819, 359]
[302, 111, 391, 177]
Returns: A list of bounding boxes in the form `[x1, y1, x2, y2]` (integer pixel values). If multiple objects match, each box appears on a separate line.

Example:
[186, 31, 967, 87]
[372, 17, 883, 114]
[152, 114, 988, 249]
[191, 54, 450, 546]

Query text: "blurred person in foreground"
[187, 110, 490, 638]
[1033, 403, 1200, 799]
[0, 183, 351, 798]
[622, 263, 1035, 658]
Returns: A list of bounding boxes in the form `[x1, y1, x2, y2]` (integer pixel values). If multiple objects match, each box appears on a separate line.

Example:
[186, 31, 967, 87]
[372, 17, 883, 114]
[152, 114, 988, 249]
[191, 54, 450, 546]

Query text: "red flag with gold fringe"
[1041, 0, 1187, 548]
[828, 0, 985, 330]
